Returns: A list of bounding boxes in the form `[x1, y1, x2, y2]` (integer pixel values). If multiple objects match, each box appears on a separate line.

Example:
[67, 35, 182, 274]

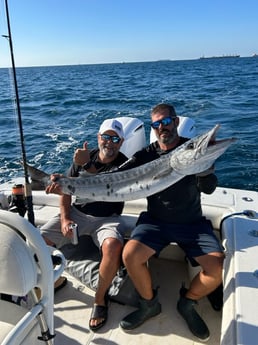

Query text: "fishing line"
[2, 0, 35, 225]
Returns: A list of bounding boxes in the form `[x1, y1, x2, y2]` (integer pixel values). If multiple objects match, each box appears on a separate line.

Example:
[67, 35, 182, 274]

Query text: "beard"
[99, 144, 116, 158]
[157, 127, 178, 144]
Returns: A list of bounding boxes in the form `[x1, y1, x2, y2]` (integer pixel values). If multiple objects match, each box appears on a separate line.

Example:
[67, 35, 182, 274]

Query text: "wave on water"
[0, 58, 257, 191]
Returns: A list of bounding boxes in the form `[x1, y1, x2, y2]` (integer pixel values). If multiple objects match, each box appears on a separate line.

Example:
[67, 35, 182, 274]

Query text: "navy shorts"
[131, 212, 224, 266]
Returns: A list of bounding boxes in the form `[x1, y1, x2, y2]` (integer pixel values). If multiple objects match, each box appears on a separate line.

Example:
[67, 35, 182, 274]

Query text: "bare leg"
[186, 252, 224, 300]
[122, 239, 155, 300]
[90, 237, 123, 328]
[120, 239, 161, 330]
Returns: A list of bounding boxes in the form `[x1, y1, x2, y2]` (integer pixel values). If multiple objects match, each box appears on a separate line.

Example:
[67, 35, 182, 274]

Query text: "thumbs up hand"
[73, 141, 90, 166]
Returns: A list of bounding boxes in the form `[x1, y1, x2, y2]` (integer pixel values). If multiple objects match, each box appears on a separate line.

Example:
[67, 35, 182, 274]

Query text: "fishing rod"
[3, 0, 35, 225]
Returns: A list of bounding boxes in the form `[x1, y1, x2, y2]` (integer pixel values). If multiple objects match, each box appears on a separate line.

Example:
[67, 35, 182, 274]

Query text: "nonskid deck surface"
[54, 257, 222, 345]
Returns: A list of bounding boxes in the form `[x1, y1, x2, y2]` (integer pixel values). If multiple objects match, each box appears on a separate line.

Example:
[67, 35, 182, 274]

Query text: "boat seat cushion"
[0, 224, 37, 296]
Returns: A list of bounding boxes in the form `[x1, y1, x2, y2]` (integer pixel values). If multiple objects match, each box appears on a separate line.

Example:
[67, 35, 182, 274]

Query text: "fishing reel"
[8, 184, 27, 217]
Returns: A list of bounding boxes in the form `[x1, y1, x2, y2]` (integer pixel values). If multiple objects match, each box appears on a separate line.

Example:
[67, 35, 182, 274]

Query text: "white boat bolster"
[221, 213, 258, 345]
[0, 210, 66, 345]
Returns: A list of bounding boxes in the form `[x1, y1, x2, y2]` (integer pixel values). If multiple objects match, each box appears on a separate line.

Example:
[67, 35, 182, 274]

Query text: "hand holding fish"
[45, 174, 64, 195]
[73, 141, 90, 166]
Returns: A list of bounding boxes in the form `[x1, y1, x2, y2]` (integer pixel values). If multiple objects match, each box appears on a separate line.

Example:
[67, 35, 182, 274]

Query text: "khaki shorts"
[40, 205, 129, 249]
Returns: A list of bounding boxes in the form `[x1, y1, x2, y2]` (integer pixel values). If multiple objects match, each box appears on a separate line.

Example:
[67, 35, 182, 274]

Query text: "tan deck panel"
[54, 258, 222, 345]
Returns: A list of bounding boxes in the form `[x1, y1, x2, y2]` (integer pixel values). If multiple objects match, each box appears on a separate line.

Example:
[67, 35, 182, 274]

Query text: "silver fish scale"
[58, 153, 173, 200]
[76, 154, 171, 186]
[29, 124, 236, 201]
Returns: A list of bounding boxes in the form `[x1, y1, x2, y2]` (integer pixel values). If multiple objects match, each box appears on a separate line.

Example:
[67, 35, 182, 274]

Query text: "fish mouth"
[206, 124, 220, 148]
[202, 124, 236, 149]
[194, 124, 220, 157]
[194, 124, 236, 160]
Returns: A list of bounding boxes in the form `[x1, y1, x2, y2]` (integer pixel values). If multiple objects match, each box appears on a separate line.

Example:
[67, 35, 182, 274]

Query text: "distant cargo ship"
[200, 54, 240, 59]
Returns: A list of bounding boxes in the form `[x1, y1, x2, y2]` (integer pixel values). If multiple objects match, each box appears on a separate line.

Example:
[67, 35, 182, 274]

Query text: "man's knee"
[122, 240, 153, 267]
[102, 237, 123, 257]
[198, 253, 224, 279]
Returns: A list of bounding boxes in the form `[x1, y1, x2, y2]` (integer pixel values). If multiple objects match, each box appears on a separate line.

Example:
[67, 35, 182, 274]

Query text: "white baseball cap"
[99, 119, 124, 139]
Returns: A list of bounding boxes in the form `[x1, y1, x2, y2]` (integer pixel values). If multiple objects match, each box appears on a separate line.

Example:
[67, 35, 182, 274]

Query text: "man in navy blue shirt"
[119, 104, 224, 342]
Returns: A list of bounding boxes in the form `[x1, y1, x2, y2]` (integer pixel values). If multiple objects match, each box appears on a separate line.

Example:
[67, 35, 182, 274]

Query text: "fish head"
[170, 124, 237, 175]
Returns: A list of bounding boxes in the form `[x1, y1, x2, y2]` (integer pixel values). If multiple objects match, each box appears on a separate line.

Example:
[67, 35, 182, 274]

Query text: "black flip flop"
[89, 304, 108, 331]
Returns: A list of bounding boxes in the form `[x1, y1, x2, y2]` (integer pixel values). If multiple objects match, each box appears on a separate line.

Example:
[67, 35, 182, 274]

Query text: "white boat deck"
[45, 186, 258, 344]
[1, 185, 258, 344]
[54, 258, 222, 345]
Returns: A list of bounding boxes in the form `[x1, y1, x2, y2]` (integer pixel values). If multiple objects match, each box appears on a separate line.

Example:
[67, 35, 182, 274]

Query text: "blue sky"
[0, 0, 257, 67]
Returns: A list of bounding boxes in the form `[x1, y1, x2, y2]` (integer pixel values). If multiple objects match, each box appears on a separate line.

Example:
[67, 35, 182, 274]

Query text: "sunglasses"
[151, 116, 175, 129]
[100, 134, 121, 143]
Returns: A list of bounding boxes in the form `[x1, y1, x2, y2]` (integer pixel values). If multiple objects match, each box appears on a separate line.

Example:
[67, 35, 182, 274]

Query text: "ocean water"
[0, 57, 257, 191]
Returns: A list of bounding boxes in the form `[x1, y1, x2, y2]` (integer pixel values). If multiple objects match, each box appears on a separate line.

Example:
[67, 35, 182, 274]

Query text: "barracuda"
[27, 124, 236, 202]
